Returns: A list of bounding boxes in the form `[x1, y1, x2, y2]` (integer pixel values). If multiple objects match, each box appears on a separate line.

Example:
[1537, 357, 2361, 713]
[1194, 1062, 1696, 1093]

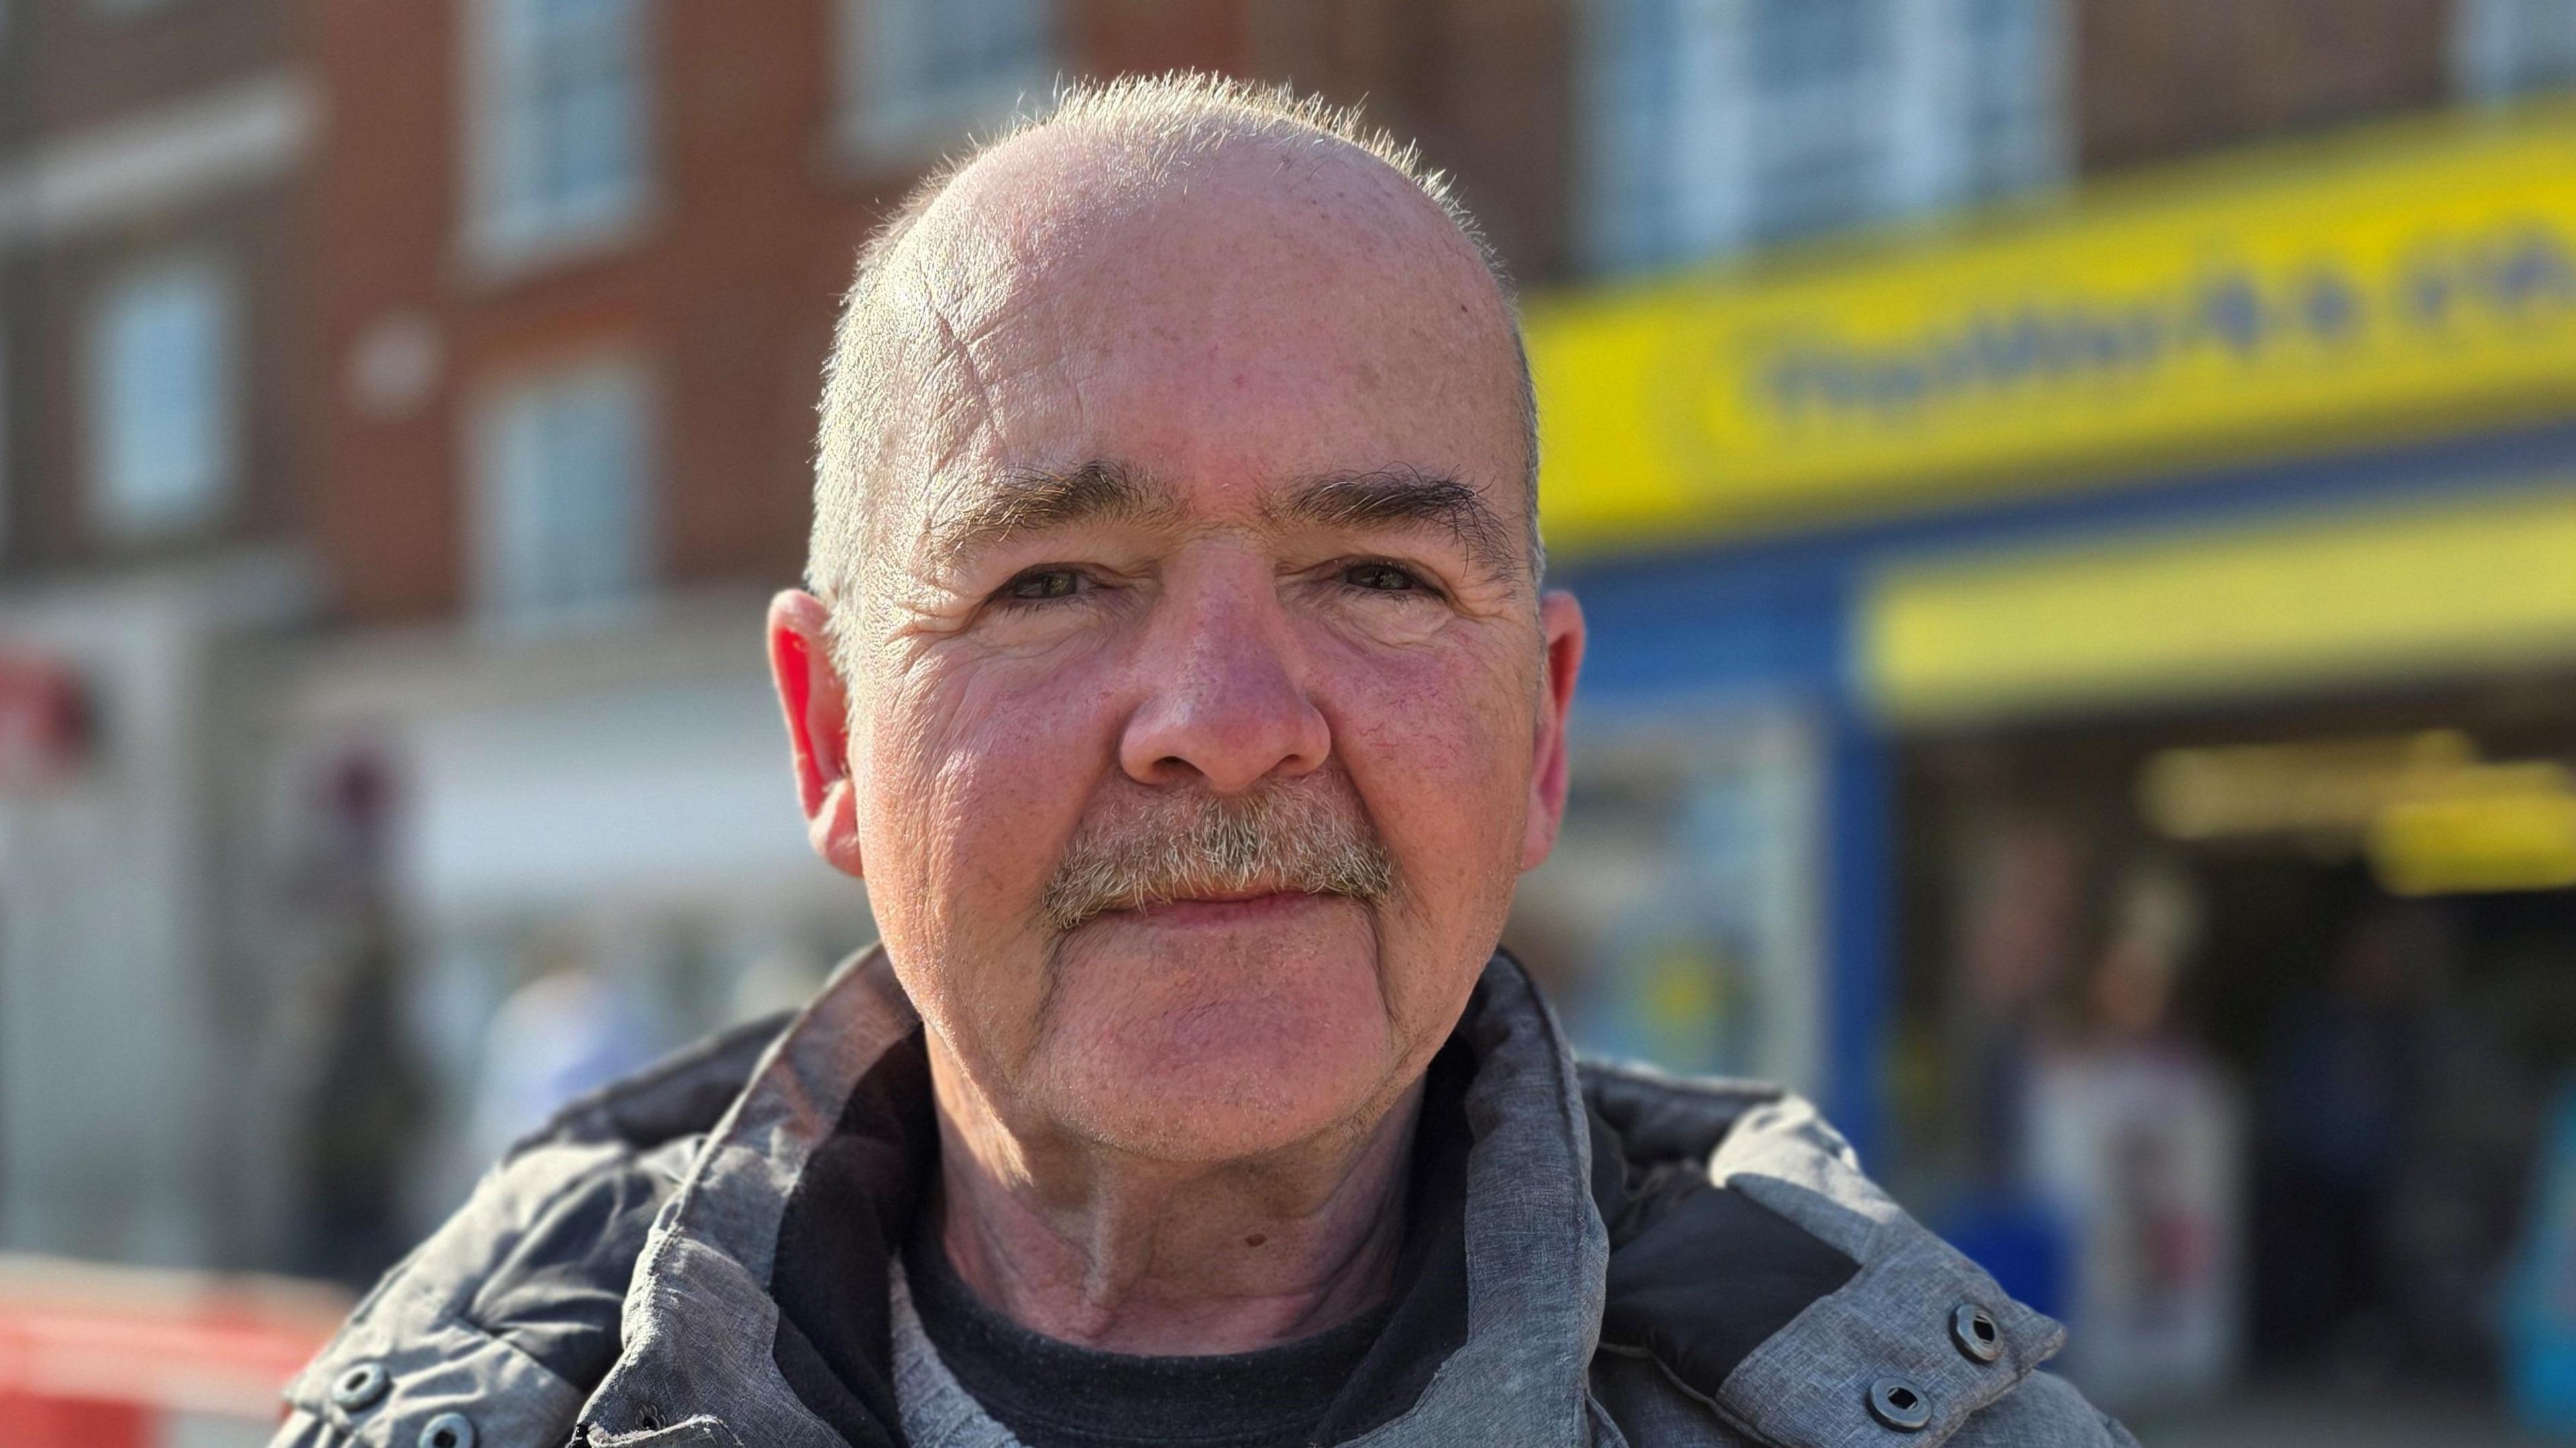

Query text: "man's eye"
[1002, 568, 1083, 602]
[1343, 562, 1426, 592]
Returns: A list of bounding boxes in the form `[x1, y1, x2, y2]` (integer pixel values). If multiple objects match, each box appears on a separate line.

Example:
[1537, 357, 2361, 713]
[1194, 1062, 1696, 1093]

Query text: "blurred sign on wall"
[2130, 729, 2576, 896]
[1513, 706, 1827, 1096]
[1860, 484, 2576, 722]
[0, 652, 91, 792]
[1529, 101, 2576, 554]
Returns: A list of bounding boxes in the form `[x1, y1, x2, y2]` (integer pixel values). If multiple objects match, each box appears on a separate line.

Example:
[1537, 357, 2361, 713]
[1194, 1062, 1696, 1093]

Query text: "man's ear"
[1521, 589, 1587, 873]
[768, 590, 865, 879]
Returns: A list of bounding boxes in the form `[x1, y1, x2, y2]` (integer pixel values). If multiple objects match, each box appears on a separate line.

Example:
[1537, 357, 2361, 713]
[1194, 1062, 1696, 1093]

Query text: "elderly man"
[277, 76, 2131, 1448]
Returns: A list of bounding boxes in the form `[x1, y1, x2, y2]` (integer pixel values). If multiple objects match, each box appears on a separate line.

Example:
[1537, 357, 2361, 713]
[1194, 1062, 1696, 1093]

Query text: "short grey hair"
[807, 71, 1541, 631]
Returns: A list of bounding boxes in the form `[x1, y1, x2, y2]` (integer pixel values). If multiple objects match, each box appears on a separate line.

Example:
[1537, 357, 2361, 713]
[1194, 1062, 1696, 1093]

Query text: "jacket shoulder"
[271, 1011, 790, 1447]
[1577, 1056, 1789, 1170]
[1580, 1070, 2133, 1448]
[1950, 1370, 2143, 1447]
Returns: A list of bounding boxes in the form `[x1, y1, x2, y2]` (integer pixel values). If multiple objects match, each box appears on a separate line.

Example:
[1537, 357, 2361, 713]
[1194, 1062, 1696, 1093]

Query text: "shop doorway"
[1892, 679, 2576, 1419]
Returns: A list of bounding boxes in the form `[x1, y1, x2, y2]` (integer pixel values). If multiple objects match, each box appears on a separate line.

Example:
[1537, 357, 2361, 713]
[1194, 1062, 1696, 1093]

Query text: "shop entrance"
[1892, 679, 2576, 1422]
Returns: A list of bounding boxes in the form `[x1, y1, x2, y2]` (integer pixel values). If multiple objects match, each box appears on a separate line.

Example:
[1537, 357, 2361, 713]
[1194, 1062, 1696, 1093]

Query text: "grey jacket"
[272, 949, 2135, 1448]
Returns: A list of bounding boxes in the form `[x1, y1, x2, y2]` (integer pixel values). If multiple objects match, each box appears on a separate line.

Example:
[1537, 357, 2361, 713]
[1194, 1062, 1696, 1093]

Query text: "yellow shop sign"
[1860, 485, 2576, 724]
[1529, 103, 2576, 554]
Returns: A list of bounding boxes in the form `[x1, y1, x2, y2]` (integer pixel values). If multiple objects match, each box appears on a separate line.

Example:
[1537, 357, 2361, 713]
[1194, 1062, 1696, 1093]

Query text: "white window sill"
[87, 478, 236, 547]
[471, 589, 657, 641]
[458, 188, 657, 290]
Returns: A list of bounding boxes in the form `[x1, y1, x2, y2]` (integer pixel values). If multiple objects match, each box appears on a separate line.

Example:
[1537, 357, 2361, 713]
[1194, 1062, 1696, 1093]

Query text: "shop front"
[1515, 97, 2576, 1421]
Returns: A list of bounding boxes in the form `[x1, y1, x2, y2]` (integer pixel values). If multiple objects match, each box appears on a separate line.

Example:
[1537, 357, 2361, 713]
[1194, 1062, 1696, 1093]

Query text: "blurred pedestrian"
[2027, 859, 2241, 1413]
[455, 926, 662, 1169]
[2256, 904, 2417, 1371]
[266, 750, 431, 1288]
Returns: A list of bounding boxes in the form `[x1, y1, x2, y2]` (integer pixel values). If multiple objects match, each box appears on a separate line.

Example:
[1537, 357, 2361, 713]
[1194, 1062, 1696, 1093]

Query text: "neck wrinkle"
[925, 1036, 1428, 1355]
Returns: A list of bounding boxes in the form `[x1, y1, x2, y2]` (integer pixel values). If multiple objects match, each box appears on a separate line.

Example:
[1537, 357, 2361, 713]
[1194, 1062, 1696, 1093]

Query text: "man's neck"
[924, 1044, 1424, 1356]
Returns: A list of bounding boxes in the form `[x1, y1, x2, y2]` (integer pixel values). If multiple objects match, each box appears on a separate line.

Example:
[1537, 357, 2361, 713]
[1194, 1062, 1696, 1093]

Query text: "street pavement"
[2133, 1387, 2557, 1447]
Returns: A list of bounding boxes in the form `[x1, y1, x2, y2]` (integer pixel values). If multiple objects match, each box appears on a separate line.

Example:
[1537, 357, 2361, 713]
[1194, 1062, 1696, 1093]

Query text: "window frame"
[462, 0, 655, 274]
[1578, 0, 2065, 276]
[83, 254, 238, 543]
[2455, 0, 2576, 101]
[468, 353, 657, 630]
[836, 0, 1055, 163]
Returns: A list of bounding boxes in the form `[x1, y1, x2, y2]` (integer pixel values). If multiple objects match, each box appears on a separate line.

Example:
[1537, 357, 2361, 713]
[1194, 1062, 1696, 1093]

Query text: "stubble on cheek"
[1332, 662, 1538, 1048]
[861, 666, 1086, 1082]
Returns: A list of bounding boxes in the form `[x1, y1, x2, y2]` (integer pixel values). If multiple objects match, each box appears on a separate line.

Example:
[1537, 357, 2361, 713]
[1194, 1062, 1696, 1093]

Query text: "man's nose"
[1118, 566, 1330, 794]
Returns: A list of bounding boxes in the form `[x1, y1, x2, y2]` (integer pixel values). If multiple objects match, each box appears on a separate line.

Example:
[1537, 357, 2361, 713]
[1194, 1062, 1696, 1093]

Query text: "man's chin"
[1032, 913, 1399, 1160]
[1067, 1079, 1385, 1164]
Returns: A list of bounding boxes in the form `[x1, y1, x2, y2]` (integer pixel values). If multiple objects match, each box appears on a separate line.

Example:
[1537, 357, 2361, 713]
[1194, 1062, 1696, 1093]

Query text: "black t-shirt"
[904, 1214, 1392, 1448]
[765, 1033, 1476, 1448]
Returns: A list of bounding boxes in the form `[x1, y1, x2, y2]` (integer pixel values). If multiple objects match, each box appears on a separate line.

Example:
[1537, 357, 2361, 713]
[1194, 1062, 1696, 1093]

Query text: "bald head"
[809, 74, 1538, 629]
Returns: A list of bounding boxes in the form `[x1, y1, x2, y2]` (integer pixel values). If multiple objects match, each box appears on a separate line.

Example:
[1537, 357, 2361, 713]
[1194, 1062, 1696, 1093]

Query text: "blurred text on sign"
[1529, 100, 2576, 553]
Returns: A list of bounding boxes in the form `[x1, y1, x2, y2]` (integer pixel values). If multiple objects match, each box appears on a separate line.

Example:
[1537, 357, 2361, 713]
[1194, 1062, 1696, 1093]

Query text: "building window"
[1953, 0, 2060, 200]
[472, 358, 652, 626]
[1583, 0, 2064, 274]
[2456, 0, 2576, 100]
[841, 0, 1052, 158]
[85, 259, 235, 540]
[1743, 0, 1894, 243]
[471, 0, 649, 261]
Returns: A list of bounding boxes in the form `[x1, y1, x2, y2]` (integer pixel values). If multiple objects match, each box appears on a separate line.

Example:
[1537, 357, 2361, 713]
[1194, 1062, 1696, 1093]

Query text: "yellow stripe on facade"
[1862, 488, 2576, 723]
[1530, 102, 2576, 554]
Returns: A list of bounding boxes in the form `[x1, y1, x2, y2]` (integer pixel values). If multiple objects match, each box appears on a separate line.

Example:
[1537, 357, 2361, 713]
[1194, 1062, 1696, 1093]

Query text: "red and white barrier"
[0, 1254, 347, 1447]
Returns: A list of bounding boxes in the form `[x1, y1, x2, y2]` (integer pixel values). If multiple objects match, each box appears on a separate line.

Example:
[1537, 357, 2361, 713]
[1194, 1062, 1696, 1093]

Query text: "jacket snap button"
[1868, 1377, 1933, 1431]
[328, 1360, 389, 1411]
[418, 1412, 476, 1448]
[1951, 1302, 2003, 1363]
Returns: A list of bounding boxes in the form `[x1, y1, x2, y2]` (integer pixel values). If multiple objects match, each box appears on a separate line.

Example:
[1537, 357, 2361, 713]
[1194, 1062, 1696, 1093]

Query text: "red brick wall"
[9, 0, 300, 137]
[313, 0, 465, 618]
[2075, 0, 2456, 174]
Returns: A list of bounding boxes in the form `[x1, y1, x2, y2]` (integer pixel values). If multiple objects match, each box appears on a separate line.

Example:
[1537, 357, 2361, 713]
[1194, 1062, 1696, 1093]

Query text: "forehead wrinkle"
[897, 232, 1044, 442]
[1271, 467, 1520, 583]
[923, 459, 1182, 570]
[873, 231, 1101, 569]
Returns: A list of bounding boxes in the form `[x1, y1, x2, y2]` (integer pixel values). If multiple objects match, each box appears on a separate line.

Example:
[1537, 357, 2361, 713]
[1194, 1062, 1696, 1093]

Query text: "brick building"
[5, 0, 2573, 1288]
[0, 0, 318, 1272]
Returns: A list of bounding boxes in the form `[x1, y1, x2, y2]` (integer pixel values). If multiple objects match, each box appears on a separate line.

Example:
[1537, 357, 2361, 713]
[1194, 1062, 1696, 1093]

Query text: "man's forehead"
[897, 124, 1475, 298]
[845, 122, 1531, 578]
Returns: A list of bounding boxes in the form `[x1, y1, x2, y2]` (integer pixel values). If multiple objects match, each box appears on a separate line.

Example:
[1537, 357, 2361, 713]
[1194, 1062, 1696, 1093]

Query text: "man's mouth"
[1112, 889, 1337, 925]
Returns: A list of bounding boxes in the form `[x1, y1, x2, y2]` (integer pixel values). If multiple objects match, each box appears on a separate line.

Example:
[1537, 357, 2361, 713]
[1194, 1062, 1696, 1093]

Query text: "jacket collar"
[576, 948, 1610, 1448]
[1701, 1094, 2063, 1447]
[1582, 1061, 2065, 1447]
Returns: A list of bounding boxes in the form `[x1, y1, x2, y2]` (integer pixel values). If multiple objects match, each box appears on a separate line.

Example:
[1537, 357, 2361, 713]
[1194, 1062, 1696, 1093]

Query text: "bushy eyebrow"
[921, 459, 1519, 583]
[1271, 467, 1518, 581]
[923, 459, 1180, 567]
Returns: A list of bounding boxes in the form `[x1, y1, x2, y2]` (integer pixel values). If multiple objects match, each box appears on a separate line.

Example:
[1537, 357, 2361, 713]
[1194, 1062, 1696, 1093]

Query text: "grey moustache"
[1041, 783, 1395, 931]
